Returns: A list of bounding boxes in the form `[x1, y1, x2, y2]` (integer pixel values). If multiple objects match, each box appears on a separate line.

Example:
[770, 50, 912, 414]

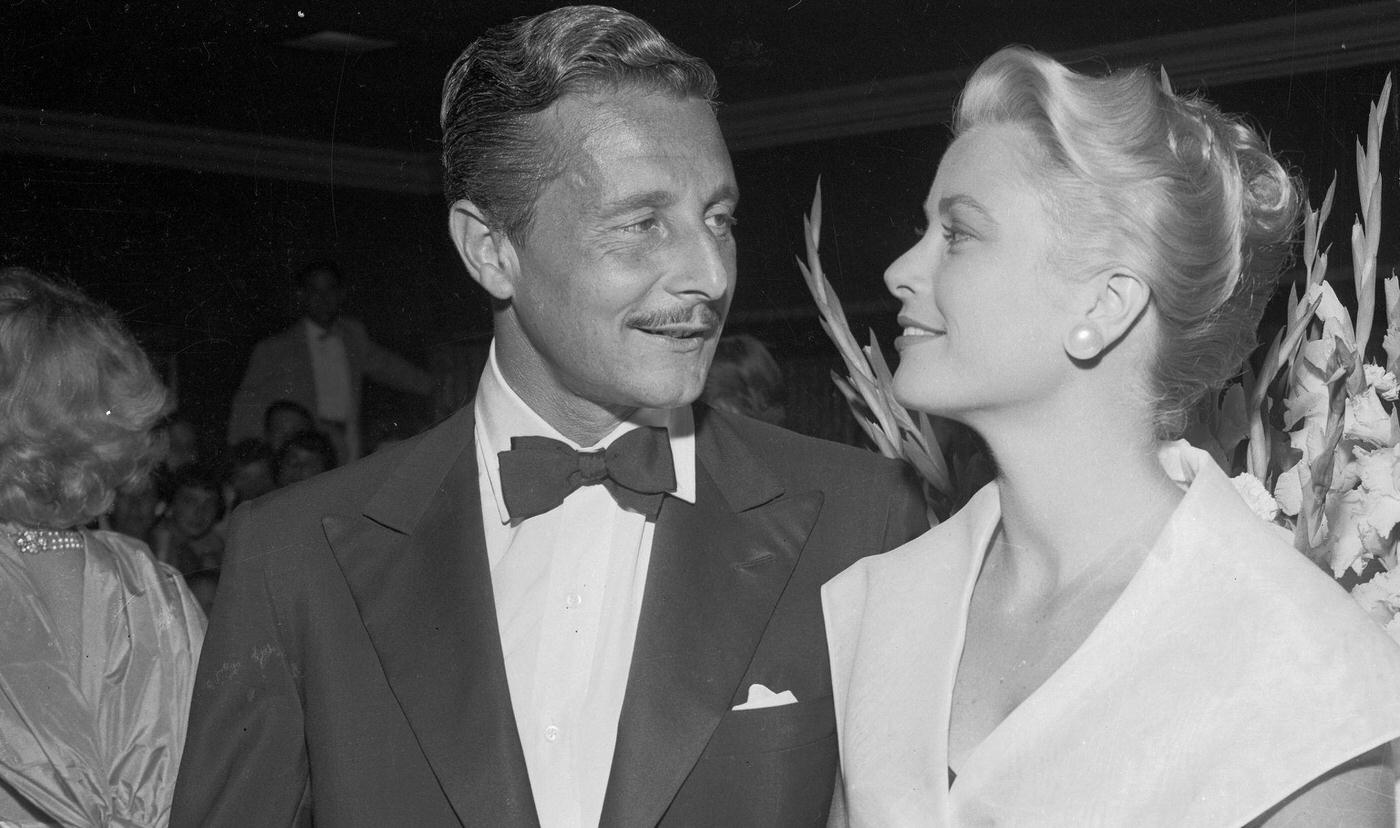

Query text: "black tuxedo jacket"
[171, 403, 926, 826]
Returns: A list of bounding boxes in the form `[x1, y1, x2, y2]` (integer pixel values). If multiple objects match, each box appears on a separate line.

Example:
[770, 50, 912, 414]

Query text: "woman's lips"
[894, 318, 945, 350]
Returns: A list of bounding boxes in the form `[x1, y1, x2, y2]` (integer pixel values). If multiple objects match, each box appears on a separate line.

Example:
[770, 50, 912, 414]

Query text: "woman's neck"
[977, 411, 1183, 602]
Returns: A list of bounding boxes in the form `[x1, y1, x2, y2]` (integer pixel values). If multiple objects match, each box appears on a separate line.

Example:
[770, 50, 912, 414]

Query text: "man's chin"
[629, 391, 703, 412]
[618, 378, 707, 412]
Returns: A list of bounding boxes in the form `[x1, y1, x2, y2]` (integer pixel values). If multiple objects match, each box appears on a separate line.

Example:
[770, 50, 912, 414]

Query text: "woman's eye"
[941, 225, 970, 247]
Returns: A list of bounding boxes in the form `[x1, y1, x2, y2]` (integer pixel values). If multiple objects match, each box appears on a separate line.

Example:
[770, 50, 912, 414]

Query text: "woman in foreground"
[823, 48, 1400, 826]
[0, 267, 205, 827]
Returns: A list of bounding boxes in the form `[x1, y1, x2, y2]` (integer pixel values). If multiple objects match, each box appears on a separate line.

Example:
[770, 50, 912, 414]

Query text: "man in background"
[226, 260, 434, 462]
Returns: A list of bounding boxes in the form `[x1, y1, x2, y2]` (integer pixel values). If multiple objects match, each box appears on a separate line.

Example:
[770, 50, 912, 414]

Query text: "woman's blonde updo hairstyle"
[0, 267, 169, 529]
[954, 46, 1301, 437]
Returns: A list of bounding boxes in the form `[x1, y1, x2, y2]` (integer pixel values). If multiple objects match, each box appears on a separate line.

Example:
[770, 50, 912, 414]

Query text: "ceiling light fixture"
[283, 31, 396, 54]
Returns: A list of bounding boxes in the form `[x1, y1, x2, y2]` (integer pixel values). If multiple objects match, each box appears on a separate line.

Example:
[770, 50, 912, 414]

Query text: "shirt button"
[565, 593, 582, 609]
[544, 725, 561, 742]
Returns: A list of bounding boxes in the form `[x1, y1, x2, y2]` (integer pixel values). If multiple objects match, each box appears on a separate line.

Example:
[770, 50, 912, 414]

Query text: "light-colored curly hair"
[955, 47, 1302, 437]
[0, 267, 169, 528]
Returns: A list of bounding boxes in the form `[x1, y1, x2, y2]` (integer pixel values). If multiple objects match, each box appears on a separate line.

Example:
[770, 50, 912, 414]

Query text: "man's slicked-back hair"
[439, 4, 718, 241]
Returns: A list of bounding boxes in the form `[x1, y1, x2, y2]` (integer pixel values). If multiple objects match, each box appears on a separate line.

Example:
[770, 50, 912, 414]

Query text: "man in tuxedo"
[172, 6, 926, 826]
[226, 260, 435, 463]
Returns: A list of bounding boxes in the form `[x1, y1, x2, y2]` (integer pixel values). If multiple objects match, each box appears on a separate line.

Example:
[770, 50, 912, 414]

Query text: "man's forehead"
[550, 89, 719, 149]
[539, 92, 731, 195]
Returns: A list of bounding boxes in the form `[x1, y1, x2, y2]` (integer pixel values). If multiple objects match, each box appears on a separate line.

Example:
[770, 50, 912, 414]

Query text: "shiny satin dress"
[824, 444, 1400, 826]
[0, 530, 205, 827]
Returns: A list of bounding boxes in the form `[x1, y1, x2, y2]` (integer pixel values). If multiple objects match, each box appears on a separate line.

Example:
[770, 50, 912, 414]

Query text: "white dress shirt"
[474, 344, 696, 828]
[304, 319, 352, 423]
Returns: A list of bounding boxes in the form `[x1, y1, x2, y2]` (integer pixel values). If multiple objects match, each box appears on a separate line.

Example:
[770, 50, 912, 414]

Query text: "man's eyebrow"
[598, 190, 676, 217]
[598, 184, 740, 218]
[712, 183, 740, 205]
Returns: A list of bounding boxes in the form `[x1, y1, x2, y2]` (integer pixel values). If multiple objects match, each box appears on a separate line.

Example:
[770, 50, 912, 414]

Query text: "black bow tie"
[497, 425, 676, 521]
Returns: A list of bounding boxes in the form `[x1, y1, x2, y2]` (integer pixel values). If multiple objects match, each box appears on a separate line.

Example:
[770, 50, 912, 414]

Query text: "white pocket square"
[731, 683, 798, 711]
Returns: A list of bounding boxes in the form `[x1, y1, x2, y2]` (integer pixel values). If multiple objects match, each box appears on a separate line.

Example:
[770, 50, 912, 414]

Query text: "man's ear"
[449, 199, 517, 301]
[1084, 268, 1152, 349]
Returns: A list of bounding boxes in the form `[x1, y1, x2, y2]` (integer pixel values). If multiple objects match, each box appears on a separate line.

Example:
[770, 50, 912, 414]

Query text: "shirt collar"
[475, 341, 697, 525]
[304, 317, 338, 340]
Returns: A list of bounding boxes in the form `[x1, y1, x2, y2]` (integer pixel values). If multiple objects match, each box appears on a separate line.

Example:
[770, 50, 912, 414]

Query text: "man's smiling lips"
[630, 306, 724, 345]
[633, 321, 717, 352]
[636, 322, 712, 339]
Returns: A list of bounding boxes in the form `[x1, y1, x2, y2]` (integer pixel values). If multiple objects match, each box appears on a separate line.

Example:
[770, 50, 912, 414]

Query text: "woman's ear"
[448, 200, 517, 301]
[1063, 269, 1152, 361]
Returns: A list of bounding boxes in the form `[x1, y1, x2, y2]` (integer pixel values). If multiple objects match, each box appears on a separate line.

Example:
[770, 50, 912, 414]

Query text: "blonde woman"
[824, 48, 1400, 826]
[0, 267, 204, 827]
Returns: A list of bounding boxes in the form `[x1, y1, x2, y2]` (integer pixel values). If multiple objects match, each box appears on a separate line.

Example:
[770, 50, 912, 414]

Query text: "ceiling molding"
[3, 1, 1398, 191]
[0, 106, 441, 194]
[718, 1, 1400, 150]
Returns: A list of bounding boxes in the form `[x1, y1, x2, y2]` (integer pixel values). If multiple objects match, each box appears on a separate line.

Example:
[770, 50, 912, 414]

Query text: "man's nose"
[672, 223, 733, 300]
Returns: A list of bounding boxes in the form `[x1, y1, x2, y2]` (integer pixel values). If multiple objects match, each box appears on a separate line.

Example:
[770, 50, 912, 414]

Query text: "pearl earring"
[1064, 322, 1105, 360]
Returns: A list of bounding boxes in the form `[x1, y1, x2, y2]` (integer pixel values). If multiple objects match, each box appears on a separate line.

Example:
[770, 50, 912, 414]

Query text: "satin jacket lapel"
[601, 411, 823, 827]
[324, 405, 539, 826]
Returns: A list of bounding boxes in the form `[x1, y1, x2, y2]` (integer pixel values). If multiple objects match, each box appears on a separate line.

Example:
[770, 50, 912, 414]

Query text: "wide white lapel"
[823, 484, 1001, 828]
[948, 445, 1400, 826]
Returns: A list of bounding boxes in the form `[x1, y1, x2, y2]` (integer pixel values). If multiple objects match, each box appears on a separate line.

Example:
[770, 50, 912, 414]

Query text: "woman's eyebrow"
[936, 194, 997, 226]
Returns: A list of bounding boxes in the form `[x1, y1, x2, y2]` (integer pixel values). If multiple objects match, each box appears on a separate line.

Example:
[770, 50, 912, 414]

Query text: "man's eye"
[623, 217, 659, 233]
[706, 212, 737, 234]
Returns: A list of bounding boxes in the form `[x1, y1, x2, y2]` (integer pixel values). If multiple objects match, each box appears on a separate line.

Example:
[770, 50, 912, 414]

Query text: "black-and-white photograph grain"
[3, 2, 1399, 825]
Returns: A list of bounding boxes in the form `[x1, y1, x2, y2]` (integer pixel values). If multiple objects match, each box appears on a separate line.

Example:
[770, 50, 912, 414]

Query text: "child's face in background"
[171, 485, 220, 539]
[229, 459, 276, 505]
[277, 446, 328, 487]
[266, 410, 312, 452]
[111, 484, 162, 538]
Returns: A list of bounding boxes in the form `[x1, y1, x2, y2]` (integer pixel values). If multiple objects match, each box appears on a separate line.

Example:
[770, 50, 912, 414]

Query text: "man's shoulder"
[223, 412, 474, 582]
[249, 420, 449, 522]
[249, 443, 399, 523]
[699, 406, 917, 487]
[700, 408, 929, 571]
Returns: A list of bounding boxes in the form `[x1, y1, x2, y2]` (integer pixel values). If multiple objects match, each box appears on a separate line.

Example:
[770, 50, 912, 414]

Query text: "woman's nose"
[884, 243, 924, 299]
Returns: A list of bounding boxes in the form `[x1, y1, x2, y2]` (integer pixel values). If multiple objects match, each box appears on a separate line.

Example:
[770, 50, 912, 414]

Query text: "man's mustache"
[627, 304, 725, 333]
